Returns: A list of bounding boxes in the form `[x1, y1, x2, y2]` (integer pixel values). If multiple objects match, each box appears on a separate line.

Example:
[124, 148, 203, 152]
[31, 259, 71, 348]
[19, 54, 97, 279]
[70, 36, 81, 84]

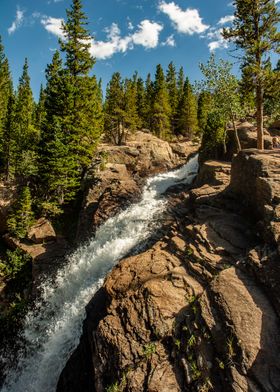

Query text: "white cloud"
[158, 1, 209, 35]
[218, 15, 235, 25]
[40, 14, 163, 60]
[41, 17, 65, 39]
[162, 34, 176, 47]
[89, 23, 132, 59]
[90, 20, 163, 60]
[131, 20, 163, 48]
[208, 40, 226, 51]
[204, 14, 235, 52]
[207, 28, 228, 52]
[8, 7, 25, 35]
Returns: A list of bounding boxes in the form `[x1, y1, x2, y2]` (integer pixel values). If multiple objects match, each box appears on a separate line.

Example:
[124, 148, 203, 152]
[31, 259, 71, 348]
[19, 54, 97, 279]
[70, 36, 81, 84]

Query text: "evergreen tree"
[123, 77, 139, 133]
[239, 65, 256, 118]
[176, 77, 198, 138]
[264, 60, 280, 121]
[166, 62, 178, 134]
[177, 66, 185, 102]
[39, 51, 80, 213]
[60, 0, 102, 168]
[60, 0, 94, 76]
[0, 36, 13, 160]
[152, 64, 171, 139]
[144, 73, 154, 130]
[2, 93, 16, 180]
[197, 91, 212, 134]
[13, 59, 38, 178]
[223, 0, 280, 149]
[104, 72, 126, 145]
[136, 77, 146, 128]
[7, 186, 35, 239]
[35, 84, 47, 130]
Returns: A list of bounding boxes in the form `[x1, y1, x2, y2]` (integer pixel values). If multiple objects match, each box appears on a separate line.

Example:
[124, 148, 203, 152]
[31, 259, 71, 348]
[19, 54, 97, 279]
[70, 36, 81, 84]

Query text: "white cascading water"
[1, 155, 198, 392]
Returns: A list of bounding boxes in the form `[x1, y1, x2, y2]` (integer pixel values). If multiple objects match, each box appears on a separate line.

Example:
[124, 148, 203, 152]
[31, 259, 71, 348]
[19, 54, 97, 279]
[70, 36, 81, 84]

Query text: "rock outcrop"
[200, 121, 273, 163]
[3, 219, 69, 290]
[57, 150, 280, 392]
[76, 131, 197, 242]
[227, 121, 273, 155]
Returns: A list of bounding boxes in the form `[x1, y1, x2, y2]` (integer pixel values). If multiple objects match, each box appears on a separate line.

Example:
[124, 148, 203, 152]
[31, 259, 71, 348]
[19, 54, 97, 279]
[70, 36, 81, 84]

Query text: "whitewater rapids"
[1, 154, 198, 392]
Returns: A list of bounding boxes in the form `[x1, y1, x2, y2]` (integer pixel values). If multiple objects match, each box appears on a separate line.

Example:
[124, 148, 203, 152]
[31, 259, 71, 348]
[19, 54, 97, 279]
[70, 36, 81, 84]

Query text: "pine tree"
[177, 77, 198, 138]
[197, 91, 212, 134]
[60, 0, 94, 77]
[144, 73, 154, 130]
[239, 65, 255, 118]
[0, 36, 13, 161]
[60, 0, 102, 168]
[166, 62, 178, 134]
[152, 64, 171, 139]
[35, 84, 47, 130]
[39, 51, 80, 213]
[13, 59, 38, 178]
[104, 72, 126, 145]
[223, 0, 280, 149]
[136, 77, 146, 128]
[177, 66, 185, 102]
[264, 60, 280, 121]
[123, 77, 139, 133]
[2, 93, 16, 180]
[7, 186, 35, 239]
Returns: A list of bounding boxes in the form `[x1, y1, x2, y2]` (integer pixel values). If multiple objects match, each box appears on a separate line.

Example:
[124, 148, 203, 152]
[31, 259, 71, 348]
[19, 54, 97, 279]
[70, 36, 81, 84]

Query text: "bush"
[200, 111, 226, 162]
[0, 248, 32, 280]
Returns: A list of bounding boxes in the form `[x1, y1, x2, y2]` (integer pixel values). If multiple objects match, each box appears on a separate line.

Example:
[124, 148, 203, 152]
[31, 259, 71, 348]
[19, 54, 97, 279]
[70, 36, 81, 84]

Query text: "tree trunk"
[256, 82, 264, 150]
[230, 110, 241, 153]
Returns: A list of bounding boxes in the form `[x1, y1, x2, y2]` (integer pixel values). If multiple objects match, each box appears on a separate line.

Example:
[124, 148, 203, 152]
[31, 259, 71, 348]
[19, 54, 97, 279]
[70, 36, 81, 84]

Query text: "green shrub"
[200, 111, 226, 162]
[0, 248, 31, 280]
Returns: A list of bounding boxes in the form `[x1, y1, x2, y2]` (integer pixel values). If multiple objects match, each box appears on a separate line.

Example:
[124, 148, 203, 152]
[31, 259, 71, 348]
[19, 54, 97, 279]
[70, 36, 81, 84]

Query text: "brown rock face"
[200, 267, 280, 391]
[226, 122, 273, 159]
[57, 151, 280, 392]
[27, 218, 56, 244]
[76, 163, 141, 242]
[76, 131, 197, 242]
[230, 150, 280, 220]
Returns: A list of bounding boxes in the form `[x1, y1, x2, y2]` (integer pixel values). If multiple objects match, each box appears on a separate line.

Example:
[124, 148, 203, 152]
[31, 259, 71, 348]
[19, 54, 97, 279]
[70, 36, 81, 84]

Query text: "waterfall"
[1, 154, 198, 392]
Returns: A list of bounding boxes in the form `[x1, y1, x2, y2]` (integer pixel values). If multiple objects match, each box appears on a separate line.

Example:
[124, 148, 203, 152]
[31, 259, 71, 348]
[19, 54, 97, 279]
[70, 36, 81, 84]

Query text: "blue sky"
[0, 0, 278, 100]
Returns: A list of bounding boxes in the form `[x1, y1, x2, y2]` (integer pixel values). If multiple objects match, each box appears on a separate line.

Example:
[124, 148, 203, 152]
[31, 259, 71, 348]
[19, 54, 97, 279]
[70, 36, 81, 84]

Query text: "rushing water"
[1, 155, 198, 392]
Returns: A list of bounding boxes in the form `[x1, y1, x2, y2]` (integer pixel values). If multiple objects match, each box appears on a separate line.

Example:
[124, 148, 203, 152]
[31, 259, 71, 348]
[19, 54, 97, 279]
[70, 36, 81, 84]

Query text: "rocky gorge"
[1, 126, 280, 392]
[0, 130, 198, 390]
[57, 146, 280, 392]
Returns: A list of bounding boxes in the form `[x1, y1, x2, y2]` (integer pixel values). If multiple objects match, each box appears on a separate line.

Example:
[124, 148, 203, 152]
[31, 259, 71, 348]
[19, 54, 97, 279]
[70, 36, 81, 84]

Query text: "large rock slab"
[230, 150, 280, 250]
[200, 267, 280, 391]
[27, 218, 56, 244]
